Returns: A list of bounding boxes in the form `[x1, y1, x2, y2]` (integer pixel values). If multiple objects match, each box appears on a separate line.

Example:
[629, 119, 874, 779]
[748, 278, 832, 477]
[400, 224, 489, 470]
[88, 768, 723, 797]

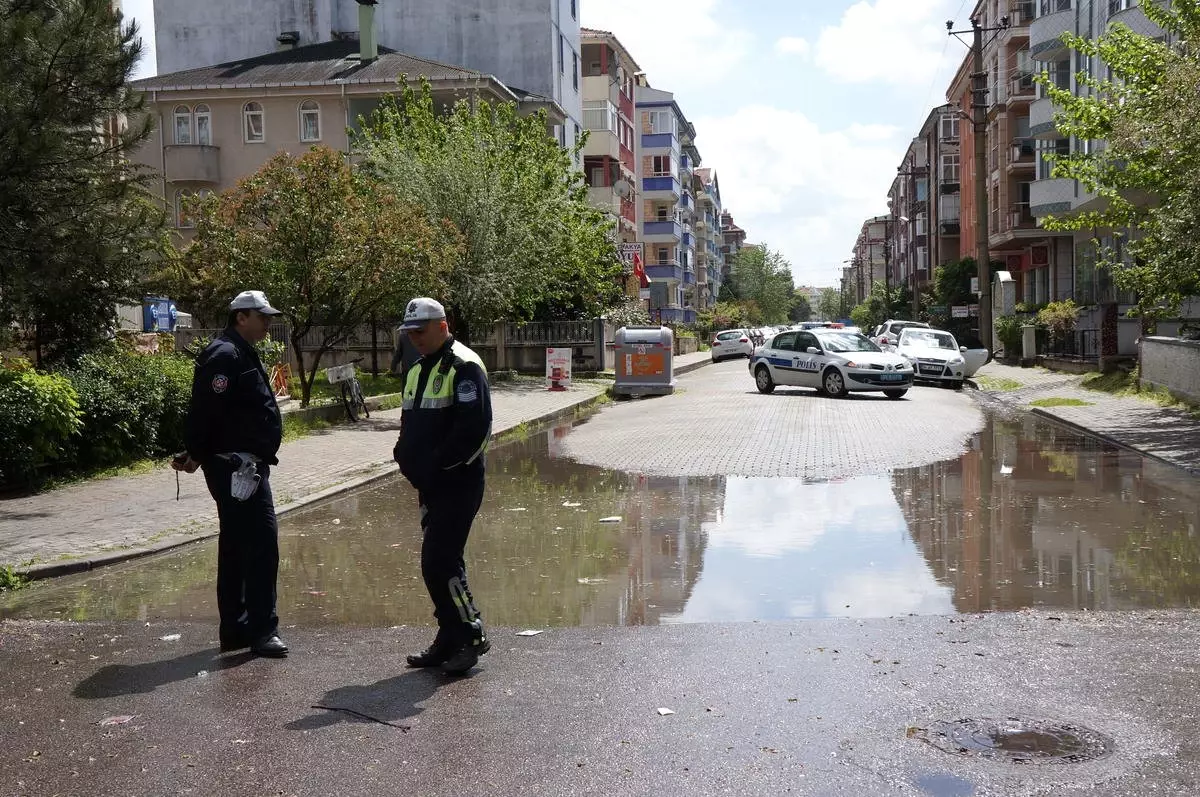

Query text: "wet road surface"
[5, 411, 1199, 627]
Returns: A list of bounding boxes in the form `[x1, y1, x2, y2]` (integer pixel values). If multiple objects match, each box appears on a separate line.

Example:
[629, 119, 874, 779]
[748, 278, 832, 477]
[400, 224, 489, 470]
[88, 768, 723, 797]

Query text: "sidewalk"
[0, 352, 712, 578]
[971, 361, 1200, 474]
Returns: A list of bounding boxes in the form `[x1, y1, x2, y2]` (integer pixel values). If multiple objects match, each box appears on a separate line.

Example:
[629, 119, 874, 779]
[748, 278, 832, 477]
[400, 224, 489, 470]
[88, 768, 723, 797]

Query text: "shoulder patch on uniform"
[456, 379, 479, 404]
[211, 374, 229, 394]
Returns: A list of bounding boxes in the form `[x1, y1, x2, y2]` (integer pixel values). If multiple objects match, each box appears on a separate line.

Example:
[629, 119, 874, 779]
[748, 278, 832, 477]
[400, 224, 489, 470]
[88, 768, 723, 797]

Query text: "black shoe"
[440, 636, 491, 676]
[251, 633, 289, 658]
[406, 636, 455, 668]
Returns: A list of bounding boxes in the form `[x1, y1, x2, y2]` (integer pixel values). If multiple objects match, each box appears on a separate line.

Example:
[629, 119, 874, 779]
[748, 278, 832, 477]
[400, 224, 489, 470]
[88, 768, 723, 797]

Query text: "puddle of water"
[4, 414, 1200, 628]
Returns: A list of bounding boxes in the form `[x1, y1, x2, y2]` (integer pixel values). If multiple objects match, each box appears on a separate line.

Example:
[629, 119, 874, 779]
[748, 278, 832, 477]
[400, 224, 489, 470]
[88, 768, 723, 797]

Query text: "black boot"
[441, 624, 490, 676]
[406, 630, 454, 668]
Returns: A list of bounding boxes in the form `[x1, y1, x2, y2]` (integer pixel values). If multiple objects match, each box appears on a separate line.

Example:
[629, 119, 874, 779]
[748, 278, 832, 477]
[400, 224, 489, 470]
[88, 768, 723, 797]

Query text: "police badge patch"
[432, 374, 444, 393]
[456, 379, 479, 404]
[211, 374, 229, 393]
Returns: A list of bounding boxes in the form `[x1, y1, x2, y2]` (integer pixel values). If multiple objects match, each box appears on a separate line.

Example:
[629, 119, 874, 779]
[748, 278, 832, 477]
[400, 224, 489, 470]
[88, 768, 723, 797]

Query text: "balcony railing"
[1009, 202, 1036, 229]
[1011, 0, 1036, 25]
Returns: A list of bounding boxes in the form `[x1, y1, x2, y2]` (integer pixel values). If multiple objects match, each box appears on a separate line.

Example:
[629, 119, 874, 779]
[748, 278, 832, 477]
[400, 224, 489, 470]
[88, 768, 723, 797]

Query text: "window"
[656, 206, 668, 220]
[647, 110, 676, 135]
[795, 332, 820, 352]
[559, 35, 564, 74]
[174, 189, 210, 229]
[570, 0, 576, 19]
[1108, 0, 1134, 15]
[656, 246, 669, 264]
[572, 51, 579, 92]
[651, 155, 672, 176]
[173, 105, 192, 145]
[941, 153, 960, 183]
[299, 100, 320, 142]
[194, 104, 212, 145]
[1039, 0, 1071, 14]
[940, 114, 959, 141]
[773, 332, 798, 351]
[243, 101, 265, 142]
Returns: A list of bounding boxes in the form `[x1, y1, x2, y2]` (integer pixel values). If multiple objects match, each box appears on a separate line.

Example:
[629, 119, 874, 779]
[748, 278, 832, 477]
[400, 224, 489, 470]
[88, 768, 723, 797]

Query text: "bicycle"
[324, 358, 370, 422]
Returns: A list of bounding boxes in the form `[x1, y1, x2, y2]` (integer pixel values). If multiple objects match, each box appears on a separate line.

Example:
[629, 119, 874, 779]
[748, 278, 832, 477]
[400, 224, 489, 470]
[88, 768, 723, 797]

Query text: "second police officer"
[393, 298, 493, 676]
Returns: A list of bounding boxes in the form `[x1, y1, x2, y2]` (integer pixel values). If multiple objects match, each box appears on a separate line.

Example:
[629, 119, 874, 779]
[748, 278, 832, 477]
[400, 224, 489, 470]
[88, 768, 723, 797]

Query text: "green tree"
[729, 245, 795, 323]
[816, 288, 842, 322]
[789, 291, 813, 323]
[174, 147, 460, 406]
[1038, 1, 1200, 318]
[0, 0, 165, 364]
[355, 82, 622, 343]
[850, 283, 911, 332]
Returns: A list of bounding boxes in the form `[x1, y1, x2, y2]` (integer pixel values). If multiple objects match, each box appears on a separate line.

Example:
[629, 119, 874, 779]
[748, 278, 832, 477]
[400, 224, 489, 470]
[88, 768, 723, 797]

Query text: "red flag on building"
[633, 252, 649, 288]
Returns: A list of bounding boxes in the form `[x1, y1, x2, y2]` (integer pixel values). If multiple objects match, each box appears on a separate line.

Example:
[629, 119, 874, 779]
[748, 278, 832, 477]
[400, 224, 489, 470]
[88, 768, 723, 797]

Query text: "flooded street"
[5, 410, 1199, 628]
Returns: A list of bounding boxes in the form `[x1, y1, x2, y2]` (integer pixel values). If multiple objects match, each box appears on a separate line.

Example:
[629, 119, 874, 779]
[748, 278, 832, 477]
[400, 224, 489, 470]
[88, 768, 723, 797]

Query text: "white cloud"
[692, 105, 901, 286]
[814, 0, 961, 88]
[581, 0, 752, 94]
[848, 122, 902, 142]
[775, 36, 811, 58]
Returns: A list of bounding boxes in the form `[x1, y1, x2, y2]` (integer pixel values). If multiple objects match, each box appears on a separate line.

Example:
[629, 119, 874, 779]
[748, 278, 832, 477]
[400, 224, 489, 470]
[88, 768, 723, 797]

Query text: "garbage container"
[612, 326, 674, 397]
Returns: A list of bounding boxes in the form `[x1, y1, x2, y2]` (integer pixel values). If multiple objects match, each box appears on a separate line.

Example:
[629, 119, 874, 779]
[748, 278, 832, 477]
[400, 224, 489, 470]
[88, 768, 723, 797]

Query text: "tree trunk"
[291, 333, 313, 407]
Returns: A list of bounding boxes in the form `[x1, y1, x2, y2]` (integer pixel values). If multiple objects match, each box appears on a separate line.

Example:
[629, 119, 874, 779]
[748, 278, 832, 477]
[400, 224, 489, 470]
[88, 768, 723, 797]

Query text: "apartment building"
[919, 104, 963, 271]
[635, 81, 698, 323]
[847, 215, 891, 304]
[580, 29, 639, 243]
[887, 137, 930, 306]
[720, 210, 747, 285]
[129, 37, 563, 236]
[693, 167, 724, 309]
[151, 0, 583, 152]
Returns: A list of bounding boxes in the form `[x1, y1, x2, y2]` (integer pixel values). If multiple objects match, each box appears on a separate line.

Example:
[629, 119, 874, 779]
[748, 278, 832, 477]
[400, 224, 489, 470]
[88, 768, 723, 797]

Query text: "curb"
[1029, 407, 1200, 477]
[14, 387, 609, 584]
[674, 358, 713, 377]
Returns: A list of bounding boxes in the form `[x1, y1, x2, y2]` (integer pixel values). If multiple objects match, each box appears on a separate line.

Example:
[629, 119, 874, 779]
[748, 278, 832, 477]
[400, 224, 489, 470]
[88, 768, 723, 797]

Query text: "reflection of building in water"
[578, 474, 725, 625]
[896, 416, 1200, 613]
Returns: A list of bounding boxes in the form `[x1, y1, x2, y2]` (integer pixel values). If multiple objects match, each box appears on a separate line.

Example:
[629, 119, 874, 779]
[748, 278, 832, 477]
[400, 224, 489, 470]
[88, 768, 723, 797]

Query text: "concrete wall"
[153, 0, 581, 131]
[1140, 337, 1200, 405]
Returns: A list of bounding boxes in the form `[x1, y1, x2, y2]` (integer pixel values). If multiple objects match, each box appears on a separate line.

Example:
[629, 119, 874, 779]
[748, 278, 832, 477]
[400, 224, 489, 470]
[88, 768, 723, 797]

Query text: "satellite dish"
[614, 179, 632, 198]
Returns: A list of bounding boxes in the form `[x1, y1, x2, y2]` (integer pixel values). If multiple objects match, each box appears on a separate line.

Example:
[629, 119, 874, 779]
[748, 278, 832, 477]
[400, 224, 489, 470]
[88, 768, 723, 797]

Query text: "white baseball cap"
[400, 297, 446, 330]
[229, 290, 282, 315]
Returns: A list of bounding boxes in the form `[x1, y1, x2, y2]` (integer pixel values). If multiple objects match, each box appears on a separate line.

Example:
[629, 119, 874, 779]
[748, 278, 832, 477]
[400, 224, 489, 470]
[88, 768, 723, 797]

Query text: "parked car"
[710, 328, 754, 361]
[894, 328, 975, 388]
[749, 328, 914, 399]
[871, 320, 930, 349]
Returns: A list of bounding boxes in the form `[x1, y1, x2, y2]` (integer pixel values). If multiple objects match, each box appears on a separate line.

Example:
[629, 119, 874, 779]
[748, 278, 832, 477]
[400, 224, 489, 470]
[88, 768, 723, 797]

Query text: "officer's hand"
[171, 453, 200, 473]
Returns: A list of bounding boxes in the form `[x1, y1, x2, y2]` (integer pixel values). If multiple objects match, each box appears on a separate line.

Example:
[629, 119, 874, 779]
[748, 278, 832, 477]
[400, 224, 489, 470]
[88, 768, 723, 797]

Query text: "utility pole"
[882, 218, 891, 298]
[949, 15, 1008, 346]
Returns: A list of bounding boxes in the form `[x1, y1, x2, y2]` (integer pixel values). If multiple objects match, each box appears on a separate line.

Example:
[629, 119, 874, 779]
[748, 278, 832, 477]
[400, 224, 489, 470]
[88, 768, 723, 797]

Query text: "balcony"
[642, 175, 681, 199]
[1029, 96, 1058, 138]
[1029, 176, 1075, 216]
[1008, 202, 1037, 230]
[646, 262, 684, 282]
[1030, 3, 1074, 61]
[680, 190, 692, 209]
[1008, 72, 1036, 106]
[1110, 0, 1151, 28]
[1008, 138, 1036, 173]
[164, 144, 221, 184]
[641, 132, 679, 152]
[682, 231, 693, 247]
[683, 269, 696, 285]
[643, 220, 682, 241]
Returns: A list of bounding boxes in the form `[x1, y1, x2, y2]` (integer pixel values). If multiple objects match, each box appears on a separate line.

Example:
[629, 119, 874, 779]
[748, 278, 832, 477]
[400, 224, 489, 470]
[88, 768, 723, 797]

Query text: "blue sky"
[121, 0, 973, 288]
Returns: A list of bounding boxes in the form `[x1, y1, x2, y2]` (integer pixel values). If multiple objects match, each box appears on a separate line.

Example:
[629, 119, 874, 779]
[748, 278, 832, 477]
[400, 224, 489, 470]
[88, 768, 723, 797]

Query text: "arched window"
[299, 99, 321, 142]
[194, 104, 212, 146]
[243, 101, 264, 142]
[173, 105, 192, 145]
[175, 189, 195, 228]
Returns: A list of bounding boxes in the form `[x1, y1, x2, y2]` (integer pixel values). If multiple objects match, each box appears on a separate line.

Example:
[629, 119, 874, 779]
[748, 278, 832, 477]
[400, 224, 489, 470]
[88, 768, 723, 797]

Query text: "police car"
[749, 328, 914, 399]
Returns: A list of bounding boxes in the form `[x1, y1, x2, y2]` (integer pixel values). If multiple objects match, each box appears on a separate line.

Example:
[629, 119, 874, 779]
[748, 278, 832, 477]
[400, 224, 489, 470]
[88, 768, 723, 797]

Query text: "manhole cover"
[910, 717, 1114, 764]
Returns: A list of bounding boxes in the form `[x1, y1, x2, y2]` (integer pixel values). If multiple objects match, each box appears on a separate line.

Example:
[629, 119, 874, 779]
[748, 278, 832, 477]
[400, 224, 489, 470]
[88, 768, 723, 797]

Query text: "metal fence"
[1045, 328, 1100, 359]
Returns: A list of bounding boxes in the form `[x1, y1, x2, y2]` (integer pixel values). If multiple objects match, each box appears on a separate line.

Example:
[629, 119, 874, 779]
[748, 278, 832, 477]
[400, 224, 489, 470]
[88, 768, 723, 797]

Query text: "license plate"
[880, 373, 904, 382]
[919, 365, 942, 375]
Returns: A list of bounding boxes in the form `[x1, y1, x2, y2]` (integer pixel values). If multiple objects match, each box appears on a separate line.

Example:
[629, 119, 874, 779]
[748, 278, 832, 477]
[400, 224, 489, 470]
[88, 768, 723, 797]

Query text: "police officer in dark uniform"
[393, 298, 493, 675]
[172, 290, 288, 658]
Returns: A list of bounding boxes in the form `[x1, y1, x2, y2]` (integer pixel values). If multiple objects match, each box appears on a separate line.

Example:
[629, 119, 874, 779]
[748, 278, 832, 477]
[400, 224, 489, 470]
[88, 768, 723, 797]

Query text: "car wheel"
[755, 365, 775, 394]
[883, 389, 907, 400]
[952, 380, 964, 391]
[822, 367, 846, 398]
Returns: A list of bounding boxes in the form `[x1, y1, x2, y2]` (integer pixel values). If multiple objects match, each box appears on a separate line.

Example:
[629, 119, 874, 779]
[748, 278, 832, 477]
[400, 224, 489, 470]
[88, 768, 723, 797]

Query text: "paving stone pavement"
[0, 379, 610, 573]
[973, 361, 1200, 474]
[560, 359, 986, 479]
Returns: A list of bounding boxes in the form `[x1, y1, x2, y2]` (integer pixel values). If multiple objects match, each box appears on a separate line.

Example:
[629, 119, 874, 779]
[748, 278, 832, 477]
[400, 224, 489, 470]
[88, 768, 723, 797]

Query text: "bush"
[0, 359, 82, 486]
[66, 347, 194, 469]
[1036, 300, 1080, 344]
[994, 315, 1028, 356]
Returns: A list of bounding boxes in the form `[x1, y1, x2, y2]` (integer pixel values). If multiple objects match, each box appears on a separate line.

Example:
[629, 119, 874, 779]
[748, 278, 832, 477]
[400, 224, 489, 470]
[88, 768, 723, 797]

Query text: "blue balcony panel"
[641, 132, 679, 151]
[683, 270, 696, 285]
[646, 264, 683, 281]
[643, 220, 682, 238]
[681, 231, 693, 247]
[642, 176, 681, 195]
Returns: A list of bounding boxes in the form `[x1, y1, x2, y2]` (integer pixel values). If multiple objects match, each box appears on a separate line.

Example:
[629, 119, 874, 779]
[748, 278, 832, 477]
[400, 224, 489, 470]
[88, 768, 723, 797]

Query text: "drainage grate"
[911, 717, 1114, 764]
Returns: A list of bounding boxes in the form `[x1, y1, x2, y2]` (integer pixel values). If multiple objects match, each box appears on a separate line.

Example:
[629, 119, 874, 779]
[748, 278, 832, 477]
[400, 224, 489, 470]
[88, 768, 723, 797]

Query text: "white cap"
[229, 290, 282, 315]
[400, 297, 446, 330]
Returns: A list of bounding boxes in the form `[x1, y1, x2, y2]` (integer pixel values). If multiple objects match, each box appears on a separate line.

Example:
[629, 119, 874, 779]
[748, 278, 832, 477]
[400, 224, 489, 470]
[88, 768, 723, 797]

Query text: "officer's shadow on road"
[286, 670, 442, 731]
[74, 648, 254, 699]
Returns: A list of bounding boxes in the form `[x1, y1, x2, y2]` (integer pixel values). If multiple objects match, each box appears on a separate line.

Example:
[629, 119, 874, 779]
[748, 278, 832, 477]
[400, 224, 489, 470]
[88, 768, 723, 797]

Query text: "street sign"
[952, 305, 969, 318]
[930, 305, 948, 316]
[638, 289, 651, 300]
[619, 242, 643, 265]
[970, 277, 980, 294]
[968, 304, 980, 317]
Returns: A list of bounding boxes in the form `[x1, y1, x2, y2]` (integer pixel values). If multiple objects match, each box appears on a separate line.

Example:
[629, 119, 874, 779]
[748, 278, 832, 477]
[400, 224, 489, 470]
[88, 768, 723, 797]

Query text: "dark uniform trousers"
[419, 467, 485, 642]
[203, 460, 280, 640]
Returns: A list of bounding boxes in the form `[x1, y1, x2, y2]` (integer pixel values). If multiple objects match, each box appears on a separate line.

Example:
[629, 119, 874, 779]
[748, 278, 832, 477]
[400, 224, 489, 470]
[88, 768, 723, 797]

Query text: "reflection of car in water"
[894, 328, 988, 388]
[749, 328, 914, 399]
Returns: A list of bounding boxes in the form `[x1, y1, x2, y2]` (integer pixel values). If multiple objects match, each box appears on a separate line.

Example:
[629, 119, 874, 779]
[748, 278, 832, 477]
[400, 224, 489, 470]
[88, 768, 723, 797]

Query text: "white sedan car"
[748, 328, 914, 399]
[710, 328, 754, 361]
[894, 328, 985, 388]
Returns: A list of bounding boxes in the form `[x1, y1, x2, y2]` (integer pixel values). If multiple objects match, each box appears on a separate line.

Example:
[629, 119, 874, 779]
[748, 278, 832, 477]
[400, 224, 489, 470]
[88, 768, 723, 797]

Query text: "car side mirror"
[806, 347, 820, 355]
[960, 346, 968, 352]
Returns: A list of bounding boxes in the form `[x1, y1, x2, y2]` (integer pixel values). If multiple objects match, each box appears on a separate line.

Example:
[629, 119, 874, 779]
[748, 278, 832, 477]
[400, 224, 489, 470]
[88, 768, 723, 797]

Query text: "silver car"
[894, 328, 987, 388]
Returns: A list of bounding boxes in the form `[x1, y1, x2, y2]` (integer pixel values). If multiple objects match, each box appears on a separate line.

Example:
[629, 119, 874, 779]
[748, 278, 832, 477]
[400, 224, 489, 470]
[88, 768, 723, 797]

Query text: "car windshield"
[818, 332, 880, 353]
[901, 330, 957, 349]
[716, 331, 743, 341]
